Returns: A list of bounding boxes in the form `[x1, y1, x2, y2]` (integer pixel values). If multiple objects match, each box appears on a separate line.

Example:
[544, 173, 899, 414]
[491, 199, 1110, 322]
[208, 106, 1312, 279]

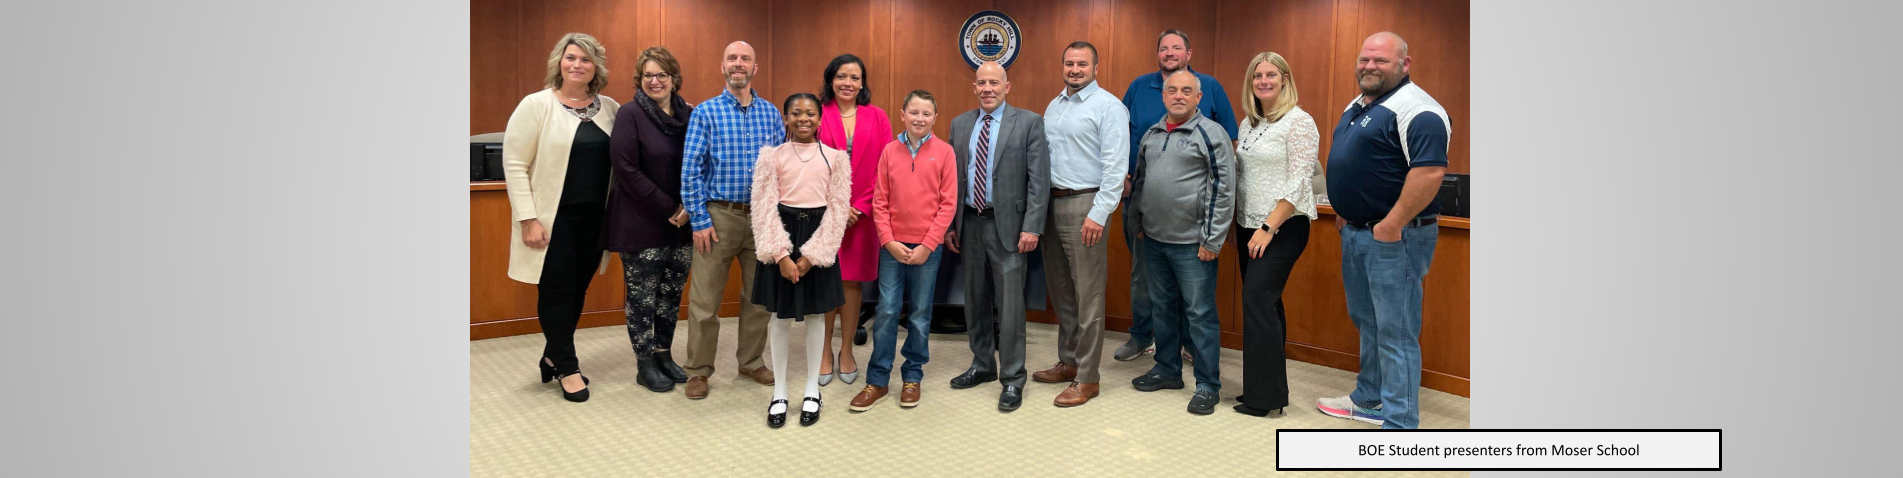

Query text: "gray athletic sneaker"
[1113, 338, 1155, 361]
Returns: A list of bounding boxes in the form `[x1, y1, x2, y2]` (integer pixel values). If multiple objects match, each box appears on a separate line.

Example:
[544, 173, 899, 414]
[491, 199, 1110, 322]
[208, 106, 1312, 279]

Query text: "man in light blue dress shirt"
[1031, 41, 1129, 408]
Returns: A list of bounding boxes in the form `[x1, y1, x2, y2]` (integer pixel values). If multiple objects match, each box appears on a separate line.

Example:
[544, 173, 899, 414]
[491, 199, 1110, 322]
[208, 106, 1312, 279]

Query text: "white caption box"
[1276, 429, 1721, 471]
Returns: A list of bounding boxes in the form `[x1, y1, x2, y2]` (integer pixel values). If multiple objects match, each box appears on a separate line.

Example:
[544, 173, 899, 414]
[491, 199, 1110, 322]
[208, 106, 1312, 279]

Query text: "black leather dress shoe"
[949, 368, 998, 390]
[1131, 372, 1185, 392]
[998, 385, 1023, 411]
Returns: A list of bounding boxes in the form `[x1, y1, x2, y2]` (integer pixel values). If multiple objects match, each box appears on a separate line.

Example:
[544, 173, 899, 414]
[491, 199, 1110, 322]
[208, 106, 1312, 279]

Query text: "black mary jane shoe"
[799, 396, 823, 426]
[557, 372, 591, 403]
[767, 399, 789, 428]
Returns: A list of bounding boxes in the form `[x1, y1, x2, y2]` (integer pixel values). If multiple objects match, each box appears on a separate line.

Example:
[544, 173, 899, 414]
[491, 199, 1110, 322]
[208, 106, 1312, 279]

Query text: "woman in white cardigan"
[503, 33, 620, 403]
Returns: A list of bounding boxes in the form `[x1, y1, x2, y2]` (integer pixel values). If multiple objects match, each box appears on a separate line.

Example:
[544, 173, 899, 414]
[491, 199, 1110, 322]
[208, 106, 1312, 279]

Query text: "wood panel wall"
[471, 0, 1469, 395]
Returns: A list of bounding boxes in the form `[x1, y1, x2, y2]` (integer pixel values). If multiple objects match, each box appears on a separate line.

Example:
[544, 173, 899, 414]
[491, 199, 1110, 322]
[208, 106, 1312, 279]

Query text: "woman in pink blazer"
[814, 54, 893, 386]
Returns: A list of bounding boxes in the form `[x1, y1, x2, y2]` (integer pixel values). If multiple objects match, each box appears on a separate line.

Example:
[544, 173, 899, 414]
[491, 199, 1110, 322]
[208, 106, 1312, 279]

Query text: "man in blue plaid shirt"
[678, 40, 786, 399]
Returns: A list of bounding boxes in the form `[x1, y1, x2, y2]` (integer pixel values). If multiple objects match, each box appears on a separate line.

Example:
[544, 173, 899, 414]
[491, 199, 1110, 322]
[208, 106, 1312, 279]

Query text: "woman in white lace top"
[1231, 51, 1319, 418]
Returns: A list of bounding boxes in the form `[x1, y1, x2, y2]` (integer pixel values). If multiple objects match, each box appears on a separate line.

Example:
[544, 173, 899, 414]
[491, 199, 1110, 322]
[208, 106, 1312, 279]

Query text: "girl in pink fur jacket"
[749, 93, 852, 428]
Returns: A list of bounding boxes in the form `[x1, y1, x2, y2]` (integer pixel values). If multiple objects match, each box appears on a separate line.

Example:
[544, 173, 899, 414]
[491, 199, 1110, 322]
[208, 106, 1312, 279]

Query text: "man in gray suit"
[944, 61, 1051, 412]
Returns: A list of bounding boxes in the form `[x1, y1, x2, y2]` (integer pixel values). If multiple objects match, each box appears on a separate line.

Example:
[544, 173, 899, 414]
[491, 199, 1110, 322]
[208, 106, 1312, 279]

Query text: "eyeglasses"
[641, 73, 672, 82]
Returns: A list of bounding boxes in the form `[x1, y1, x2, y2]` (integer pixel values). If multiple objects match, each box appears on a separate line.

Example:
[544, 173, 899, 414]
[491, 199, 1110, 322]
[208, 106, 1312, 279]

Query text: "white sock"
[804, 314, 825, 412]
[769, 318, 791, 404]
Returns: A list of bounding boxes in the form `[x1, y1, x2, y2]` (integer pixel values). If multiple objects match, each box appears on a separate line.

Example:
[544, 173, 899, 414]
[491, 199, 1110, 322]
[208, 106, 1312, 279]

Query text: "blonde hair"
[1241, 52, 1299, 126]
[544, 33, 609, 96]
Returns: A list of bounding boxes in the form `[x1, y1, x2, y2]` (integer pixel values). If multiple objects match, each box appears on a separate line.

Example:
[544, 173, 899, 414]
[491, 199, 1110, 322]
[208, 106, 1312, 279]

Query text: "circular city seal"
[960, 11, 1020, 70]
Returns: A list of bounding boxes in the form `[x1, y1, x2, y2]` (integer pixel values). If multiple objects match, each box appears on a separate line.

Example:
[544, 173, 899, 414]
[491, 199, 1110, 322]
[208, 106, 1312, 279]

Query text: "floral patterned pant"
[620, 244, 691, 356]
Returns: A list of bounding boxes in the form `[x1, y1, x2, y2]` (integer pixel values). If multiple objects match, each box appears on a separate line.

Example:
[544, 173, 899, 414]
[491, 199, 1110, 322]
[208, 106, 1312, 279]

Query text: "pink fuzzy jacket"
[751, 143, 854, 267]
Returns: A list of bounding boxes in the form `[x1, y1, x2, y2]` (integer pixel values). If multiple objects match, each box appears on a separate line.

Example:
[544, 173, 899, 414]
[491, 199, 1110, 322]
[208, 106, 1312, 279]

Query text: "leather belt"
[1051, 187, 1100, 198]
[708, 200, 750, 212]
[964, 205, 995, 218]
[1345, 215, 1437, 229]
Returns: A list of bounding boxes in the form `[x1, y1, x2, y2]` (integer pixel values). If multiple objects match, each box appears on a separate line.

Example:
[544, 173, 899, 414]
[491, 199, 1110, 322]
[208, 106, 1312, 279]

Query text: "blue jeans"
[1341, 222, 1438, 429]
[1140, 237, 1222, 393]
[1121, 210, 1183, 344]
[867, 243, 944, 387]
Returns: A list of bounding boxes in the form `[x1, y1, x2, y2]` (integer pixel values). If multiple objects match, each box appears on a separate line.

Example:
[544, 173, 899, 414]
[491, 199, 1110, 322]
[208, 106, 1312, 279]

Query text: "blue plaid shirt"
[681, 88, 785, 231]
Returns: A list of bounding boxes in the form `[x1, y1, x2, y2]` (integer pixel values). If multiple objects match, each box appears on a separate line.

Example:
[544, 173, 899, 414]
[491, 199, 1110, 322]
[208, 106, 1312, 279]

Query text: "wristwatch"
[1259, 224, 1279, 235]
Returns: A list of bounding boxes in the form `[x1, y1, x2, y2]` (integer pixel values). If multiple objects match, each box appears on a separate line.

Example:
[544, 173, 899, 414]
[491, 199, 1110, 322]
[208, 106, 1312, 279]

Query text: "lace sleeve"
[1280, 110, 1321, 219]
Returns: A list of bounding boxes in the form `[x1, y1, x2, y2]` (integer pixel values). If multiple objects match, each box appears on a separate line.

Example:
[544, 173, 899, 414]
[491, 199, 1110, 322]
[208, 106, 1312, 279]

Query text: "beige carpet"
[472, 318, 1471, 477]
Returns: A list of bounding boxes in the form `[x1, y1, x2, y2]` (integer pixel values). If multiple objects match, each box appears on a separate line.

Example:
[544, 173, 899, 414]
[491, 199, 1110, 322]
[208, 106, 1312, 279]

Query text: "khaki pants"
[682, 203, 771, 377]
[1041, 194, 1108, 383]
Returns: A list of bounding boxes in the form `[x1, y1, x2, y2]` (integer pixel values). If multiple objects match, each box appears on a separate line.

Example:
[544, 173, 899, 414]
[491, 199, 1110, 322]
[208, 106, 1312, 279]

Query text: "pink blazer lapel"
[819, 100, 847, 149]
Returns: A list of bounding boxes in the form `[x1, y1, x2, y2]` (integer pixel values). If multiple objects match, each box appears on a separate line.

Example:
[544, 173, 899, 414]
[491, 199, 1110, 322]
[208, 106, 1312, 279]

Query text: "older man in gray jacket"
[1126, 70, 1235, 415]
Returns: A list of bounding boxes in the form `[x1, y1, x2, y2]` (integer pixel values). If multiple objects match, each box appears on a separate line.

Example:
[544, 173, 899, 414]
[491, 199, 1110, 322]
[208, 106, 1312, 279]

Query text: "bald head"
[719, 41, 759, 91]
[1355, 32, 1410, 99]
[976, 61, 1008, 82]
[972, 61, 1011, 111]
[1162, 69, 1202, 121]
[1362, 32, 1408, 58]
[1165, 69, 1201, 93]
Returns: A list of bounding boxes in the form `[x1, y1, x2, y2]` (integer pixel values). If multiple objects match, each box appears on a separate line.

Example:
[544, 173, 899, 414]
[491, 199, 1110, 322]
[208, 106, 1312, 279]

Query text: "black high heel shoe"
[1232, 403, 1283, 417]
[653, 351, 687, 384]
[557, 372, 591, 402]
[539, 358, 558, 383]
[799, 395, 823, 426]
[767, 399, 789, 428]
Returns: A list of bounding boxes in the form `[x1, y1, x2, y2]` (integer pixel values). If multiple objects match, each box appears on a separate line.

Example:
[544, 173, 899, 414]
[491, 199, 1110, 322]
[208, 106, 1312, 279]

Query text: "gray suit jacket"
[949, 104, 1051, 251]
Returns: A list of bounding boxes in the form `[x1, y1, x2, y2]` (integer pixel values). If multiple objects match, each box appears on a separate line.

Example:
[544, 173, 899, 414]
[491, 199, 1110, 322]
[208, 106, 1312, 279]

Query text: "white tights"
[767, 315, 825, 414]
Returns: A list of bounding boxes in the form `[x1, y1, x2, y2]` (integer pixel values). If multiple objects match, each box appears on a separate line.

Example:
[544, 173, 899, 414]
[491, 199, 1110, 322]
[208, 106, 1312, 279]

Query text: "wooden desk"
[471, 182, 754, 340]
[1284, 206, 1470, 397]
[1077, 204, 1469, 397]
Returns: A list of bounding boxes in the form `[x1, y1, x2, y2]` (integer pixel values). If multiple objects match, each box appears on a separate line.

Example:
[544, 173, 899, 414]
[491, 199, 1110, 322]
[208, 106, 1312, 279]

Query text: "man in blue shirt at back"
[1115, 29, 1238, 363]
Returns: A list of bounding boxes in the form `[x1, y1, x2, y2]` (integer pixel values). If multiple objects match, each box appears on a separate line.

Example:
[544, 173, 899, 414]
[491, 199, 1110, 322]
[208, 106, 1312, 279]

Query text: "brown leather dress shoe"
[685, 376, 710, 399]
[849, 385, 888, 412]
[1031, 362, 1078, 383]
[899, 382, 921, 408]
[1053, 382, 1099, 408]
[742, 366, 775, 386]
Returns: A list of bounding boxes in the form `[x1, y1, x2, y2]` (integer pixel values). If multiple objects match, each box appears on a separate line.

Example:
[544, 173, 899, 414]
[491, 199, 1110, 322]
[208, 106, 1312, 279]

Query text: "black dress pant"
[538, 203, 606, 374]
[1236, 217, 1309, 410]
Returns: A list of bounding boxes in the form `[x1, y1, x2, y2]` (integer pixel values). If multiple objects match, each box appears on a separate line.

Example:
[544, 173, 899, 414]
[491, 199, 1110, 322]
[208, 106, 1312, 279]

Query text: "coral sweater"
[872, 134, 959, 251]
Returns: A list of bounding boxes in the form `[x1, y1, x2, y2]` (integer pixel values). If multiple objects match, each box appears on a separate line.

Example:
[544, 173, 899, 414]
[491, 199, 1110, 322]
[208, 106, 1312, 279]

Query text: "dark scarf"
[635, 92, 691, 136]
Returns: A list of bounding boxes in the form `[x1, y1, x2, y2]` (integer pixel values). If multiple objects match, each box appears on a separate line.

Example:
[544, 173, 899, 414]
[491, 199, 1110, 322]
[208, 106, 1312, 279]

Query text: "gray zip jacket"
[1129, 109, 1236, 252]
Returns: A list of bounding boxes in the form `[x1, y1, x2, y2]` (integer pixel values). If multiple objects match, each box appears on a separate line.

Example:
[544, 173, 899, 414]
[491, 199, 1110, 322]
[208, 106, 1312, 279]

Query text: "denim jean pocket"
[1370, 230, 1405, 245]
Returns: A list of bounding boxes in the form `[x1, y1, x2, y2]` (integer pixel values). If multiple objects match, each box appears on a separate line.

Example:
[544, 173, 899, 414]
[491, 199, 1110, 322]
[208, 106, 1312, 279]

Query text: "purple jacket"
[602, 94, 694, 253]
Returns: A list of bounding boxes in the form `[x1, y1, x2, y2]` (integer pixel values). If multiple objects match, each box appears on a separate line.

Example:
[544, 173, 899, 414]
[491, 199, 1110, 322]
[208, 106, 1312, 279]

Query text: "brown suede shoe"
[684, 376, 709, 399]
[1031, 362, 1078, 383]
[1053, 382, 1099, 408]
[742, 366, 775, 386]
[899, 382, 921, 408]
[849, 385, 888, 412]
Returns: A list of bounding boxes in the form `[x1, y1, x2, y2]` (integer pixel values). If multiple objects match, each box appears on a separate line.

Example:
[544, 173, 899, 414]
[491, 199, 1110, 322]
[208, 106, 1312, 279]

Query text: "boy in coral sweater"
[850, 90, 959, 412]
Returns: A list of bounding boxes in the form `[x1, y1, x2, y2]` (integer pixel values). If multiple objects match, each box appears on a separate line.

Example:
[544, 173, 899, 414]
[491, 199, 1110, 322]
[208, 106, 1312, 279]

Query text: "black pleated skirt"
[751, 205, 845, 320]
